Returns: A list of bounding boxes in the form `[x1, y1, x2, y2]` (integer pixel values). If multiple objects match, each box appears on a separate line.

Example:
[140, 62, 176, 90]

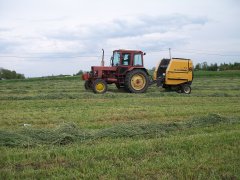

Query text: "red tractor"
[82, 49, 150, 93]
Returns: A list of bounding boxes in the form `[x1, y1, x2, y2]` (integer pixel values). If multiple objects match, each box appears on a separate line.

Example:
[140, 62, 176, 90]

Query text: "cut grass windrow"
[1, 113, 238, 147]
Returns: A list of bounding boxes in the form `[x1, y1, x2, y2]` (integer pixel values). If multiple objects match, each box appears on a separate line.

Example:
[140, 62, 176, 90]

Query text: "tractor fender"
[126, 67, 149, 75]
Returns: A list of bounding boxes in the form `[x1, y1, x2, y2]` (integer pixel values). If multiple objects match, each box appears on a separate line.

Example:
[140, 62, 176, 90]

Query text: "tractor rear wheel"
[84, 80, 92, 90]
[92, 79, 107, 94]
[181, 84, 191, 94]
[125, 69, 149, 93]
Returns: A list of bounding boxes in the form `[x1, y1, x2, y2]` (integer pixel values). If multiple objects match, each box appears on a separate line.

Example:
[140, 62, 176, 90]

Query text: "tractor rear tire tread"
[125, 69, 149, 93]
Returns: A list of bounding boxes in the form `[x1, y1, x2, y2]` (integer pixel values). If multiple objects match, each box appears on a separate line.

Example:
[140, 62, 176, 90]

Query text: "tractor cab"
[111, 50, 145, 67]
[110, 50, 146, 78]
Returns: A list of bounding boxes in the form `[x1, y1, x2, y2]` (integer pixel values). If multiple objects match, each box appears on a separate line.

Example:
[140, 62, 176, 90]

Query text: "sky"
[0, 0, 240, 77]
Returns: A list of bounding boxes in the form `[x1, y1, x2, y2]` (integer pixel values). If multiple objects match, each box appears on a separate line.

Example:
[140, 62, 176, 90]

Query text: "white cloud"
[0, 0, 239, 77]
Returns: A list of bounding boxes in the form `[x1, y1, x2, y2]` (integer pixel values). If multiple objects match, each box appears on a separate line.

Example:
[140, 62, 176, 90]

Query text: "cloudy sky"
[0, 0, 240, 77]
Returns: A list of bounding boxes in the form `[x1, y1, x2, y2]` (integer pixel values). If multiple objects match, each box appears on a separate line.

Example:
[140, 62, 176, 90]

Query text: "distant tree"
[218, 62, 240, 71]
[0, 68, 25, 80]
[202, 62, 208, 71]
[208, 63, 218, 71]
[195, 63, 201, 70]
[219, 63, 227, 71]
[76, 70, 83, 76]
[233, 62, 240, 70]
[193, 61, 240, 71]
[16, 73, 25, 79]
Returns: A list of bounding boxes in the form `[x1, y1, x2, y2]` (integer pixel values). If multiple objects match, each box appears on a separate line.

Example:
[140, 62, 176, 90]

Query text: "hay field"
[0, 71, 240, 179]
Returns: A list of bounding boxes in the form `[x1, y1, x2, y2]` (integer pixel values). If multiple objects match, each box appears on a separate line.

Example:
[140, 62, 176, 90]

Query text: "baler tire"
[125, 69, 149, 93]
[92, 79, 108, 94]
[181, 84, 191, 94]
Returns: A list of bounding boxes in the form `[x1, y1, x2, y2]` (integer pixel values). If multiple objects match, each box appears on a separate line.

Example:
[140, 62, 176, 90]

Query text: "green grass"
[194, 70, 240, 78]
[0, 71, 240, 179]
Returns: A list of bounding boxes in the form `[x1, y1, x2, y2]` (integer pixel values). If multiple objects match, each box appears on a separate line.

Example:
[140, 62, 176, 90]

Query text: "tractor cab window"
[122, 53, 131, 66]
[112, 52, 120, 66]
[134, 54, 143, 66]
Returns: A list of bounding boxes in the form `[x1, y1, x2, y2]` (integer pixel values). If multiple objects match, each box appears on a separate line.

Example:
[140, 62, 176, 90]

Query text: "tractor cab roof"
[114, 49, 144, 54]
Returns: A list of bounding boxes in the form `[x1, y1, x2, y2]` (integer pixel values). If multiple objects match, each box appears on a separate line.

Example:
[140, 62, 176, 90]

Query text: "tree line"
[0, 68, 25, 80]
[195, 62, 240, 71]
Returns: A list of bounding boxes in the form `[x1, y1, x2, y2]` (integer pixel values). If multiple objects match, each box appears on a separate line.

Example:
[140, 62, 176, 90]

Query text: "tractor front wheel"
[125, 69, 149, 93]
[84, 80, 92, 90]
[92, 79, 108, 94]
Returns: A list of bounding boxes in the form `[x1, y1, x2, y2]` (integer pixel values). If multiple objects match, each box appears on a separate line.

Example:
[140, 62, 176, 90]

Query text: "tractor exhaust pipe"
[169, 48, 172, 59]
[101, 49, 105, 66]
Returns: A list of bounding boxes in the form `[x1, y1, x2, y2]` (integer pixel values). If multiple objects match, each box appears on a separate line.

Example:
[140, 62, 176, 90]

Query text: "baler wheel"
[92, 79, 108, 94]
[125, 69, 149, 93]
[181, 84, 191, 94]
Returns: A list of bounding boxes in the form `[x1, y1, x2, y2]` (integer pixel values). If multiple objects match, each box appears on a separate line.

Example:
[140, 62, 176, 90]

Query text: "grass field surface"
[0, 71, 240, 179]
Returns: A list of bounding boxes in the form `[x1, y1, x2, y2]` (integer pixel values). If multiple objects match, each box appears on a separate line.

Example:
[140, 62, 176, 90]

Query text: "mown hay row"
[0, 114, 238, 147]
